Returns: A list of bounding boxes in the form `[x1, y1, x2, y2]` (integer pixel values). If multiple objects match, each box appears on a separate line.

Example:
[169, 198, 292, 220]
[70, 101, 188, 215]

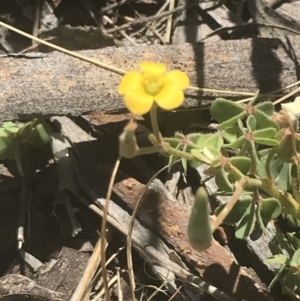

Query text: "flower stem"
[150, 104, 162, 145]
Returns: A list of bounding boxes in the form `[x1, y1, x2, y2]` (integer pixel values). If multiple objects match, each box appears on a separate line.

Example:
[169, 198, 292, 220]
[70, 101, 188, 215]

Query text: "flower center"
[143, 75, 163, 95]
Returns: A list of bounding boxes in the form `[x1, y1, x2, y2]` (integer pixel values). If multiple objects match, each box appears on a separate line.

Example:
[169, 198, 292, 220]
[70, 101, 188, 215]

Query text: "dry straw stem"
[211, 177, 249, 232]
[101, 157, 121, 301]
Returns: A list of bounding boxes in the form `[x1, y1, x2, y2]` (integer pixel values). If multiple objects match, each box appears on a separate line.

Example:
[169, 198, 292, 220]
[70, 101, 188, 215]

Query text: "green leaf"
[189, 160, 202, 169]
[224, 135, 245, 149]
[290, 249, 300, 268]
[0, 135, 16, 160]
[254, 109, 279, 130]
[283, 214, 300, 228]
[255, 101, 275, 116]
[260, 198, 281, 221]
[221, 125, 240, 143]
[211, 98, 244, 123]
[286, 233, 300, 250]
[256, 203, 267, 233]
[230, 157, 251, 175]
[253, 128, 276, 139]
[215, 167, 233, 192]
[254, 137, 279, 146]
[23, 121, 51, 147]
[264, 254, 289, 265]
[278, 162, 290, 191]
[186, 133, 203, 145]
[191, 149, 211, 164]
[217, 113, 245, 130]
[282, 269, 300, 291]
[215, 197, 252, 224]
[246, 115, 256, 131]
[235, 201, 256, 239]
[187, 187, 212, 252]
[2, 121, 20, 134]
[197, 134, 223, 150]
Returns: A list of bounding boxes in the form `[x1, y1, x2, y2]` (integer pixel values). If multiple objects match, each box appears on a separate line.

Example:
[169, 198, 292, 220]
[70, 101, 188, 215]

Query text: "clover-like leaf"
[191, 149, 211, 164]
[286, 233, 300, 250]
[290, 249, 300, 268]
[253, 128, 276, 139]
[188, 187, 212, 252]
[2, 121, 20, 134]
[217, 113, 245, 130]
[254, 109, 279, 130]
[260, 198, 281, 221]
[255, 101, 275, 116]
[283, 214, 300, 228]
[264, 254, 289, 265]
[278, 162, 290, 191]
[215, 167, 233, 192]
[22, 121, 51, 147]
[221, 125, 240, 143]
[211, 98, 244, 123]
[254, 137, 279, 146]
[246, 115, 256, 132]
[186, 133, 203, 145]
[235, 200, 256, 239]
[215, 197, 252, 224]
[282, 269, 300, 291]
[197, 134, 223, 150]
[230, 156, 251, 175]
[224, 135, 245, 149]
[0, 135, 16, 160]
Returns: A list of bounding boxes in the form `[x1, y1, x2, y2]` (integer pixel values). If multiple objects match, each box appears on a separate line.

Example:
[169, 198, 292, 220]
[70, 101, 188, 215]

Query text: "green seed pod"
[187, 187, 212, 252]
[277, 134, 294, 163]
[119, 121, 139, 158]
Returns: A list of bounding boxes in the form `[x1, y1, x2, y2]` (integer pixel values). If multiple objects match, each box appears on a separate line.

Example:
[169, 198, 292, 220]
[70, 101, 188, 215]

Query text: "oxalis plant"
[0, 118, 51, 247]
[116, 62, 300, 297]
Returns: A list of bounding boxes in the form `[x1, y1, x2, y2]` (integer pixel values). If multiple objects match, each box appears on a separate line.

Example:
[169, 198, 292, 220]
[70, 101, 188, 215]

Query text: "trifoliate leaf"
[246, 115, 257, 131]
[260, 198, 281, 221]
[211, 98, 244, 123]
[255, 101, 275, 116]
[253, 128, 276, 139]
[224, 135, 245, 149]
[221, 125, 239, 143]
[215, 197, 252, 224]
[235, 201, 256, 239]
[254, 137, 279, 146]
[254, 109, 279, 130]
[291, 249, 300, 268]
[264, 254, 289, 265]
[230, 157, 251, 175]
[215, 167, 233, 192]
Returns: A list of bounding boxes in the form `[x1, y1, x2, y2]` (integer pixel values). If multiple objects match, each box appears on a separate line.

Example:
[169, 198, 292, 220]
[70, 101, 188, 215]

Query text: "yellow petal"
[155, 85, 184, 110]
[139, 62, 167, 77]
[163, 70, 190, 89]
[118, 71, 142, 95]
[124, 89, 154, 115]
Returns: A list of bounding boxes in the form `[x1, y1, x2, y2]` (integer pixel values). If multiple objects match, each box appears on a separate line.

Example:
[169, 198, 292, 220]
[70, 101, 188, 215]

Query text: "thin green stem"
[137, 145, 163, 155]
[163, 143, 195, 161]
[261, 179, 300, 218]
[265, 147, 277, 180]
[150, 104, 162, 145]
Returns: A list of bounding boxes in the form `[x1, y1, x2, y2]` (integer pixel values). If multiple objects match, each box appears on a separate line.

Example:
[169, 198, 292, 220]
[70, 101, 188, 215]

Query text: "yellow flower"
[118, 62, 189, 115]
